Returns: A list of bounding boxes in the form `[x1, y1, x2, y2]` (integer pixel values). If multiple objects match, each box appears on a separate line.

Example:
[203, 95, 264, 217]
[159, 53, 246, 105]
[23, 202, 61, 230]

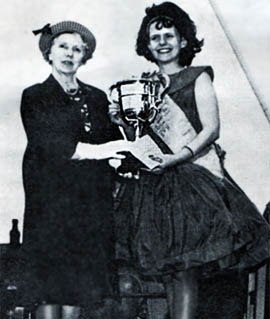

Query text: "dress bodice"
[168, 66, 214, 133]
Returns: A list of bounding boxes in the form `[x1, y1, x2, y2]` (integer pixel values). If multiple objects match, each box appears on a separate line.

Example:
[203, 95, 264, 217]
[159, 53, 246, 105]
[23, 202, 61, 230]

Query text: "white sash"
[150, 95, 224, 178]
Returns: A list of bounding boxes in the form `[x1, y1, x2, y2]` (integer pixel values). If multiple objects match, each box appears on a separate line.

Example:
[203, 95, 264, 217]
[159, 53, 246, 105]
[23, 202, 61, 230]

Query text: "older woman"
[21, 21, 122, 319]
[110, 3, 270, 319]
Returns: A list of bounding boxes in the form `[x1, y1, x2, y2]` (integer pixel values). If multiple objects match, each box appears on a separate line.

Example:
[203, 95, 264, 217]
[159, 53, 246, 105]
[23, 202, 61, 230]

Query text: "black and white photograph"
[0, 1, 270, 318]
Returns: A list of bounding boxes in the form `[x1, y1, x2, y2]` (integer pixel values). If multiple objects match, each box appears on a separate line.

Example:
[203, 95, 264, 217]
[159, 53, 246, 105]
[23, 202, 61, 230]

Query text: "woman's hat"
[33, 21, 96, 61]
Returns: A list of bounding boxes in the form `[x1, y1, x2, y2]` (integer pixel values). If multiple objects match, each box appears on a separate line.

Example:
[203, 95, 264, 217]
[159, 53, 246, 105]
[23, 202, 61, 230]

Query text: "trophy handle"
[135, 72, 170, 125]
[145, 107, 158, 124]
[109, 82, 139, 128]
[148, 73, 170, 122]
[108, 83, 120, 104]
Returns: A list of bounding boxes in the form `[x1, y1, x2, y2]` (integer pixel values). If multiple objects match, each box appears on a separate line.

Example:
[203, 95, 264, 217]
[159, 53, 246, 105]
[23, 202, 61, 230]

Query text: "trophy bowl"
[110, 75, 169, 133]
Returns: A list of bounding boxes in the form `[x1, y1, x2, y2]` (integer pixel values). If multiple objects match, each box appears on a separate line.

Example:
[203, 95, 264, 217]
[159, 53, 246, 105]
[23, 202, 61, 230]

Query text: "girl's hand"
[148, 154, 179, 174]
[115, 153, 179, 178]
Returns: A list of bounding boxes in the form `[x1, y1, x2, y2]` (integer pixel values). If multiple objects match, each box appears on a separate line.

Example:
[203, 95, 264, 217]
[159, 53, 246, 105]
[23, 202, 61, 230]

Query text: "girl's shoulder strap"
[168, 66, 214, 94]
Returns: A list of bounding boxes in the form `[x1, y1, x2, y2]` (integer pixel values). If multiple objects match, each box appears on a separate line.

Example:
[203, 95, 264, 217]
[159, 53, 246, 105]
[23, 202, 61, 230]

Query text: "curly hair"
[136, 2, 204, 66]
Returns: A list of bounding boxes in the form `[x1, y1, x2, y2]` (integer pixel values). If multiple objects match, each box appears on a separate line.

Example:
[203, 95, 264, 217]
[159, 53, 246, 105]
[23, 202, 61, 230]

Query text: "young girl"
[110, 2, 270, 319]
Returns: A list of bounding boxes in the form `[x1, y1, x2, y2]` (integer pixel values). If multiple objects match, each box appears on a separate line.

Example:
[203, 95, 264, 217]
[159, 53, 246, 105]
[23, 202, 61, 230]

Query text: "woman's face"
[48, 33, 86, 75]
[147, 22, 183, 66]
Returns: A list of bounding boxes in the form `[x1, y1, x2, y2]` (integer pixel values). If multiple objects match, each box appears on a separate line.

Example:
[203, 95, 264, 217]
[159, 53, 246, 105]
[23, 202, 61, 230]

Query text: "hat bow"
[32, 23, 52, 36]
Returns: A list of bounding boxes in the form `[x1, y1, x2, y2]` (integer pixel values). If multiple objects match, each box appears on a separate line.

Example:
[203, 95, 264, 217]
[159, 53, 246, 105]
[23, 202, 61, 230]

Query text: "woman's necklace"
[65, 87, 79, 96]
[52, 70, 79, 96]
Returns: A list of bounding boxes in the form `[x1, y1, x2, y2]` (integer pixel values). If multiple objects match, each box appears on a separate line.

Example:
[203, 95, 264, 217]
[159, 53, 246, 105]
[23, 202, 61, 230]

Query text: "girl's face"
[48, 33, 86, 75]
[147, 22, 185, 66]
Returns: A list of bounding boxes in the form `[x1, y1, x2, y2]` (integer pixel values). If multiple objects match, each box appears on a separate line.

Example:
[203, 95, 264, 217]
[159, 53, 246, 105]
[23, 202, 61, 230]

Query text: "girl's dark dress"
[116, 66, 270, 277]
[21, 75, 122, 305]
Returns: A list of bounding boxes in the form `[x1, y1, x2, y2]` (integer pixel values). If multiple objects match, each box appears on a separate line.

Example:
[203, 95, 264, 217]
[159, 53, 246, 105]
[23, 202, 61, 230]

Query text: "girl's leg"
[172, 270, 198, 319]
[35, 304, 61, 319]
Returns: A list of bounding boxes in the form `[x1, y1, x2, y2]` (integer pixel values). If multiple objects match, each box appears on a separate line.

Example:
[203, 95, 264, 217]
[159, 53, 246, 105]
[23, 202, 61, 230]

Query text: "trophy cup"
[109, 73, 170, 172]
[109, 73, 169, 138]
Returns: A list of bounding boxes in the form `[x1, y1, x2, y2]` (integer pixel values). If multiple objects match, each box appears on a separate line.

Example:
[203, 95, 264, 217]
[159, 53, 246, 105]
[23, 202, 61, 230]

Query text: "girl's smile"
[148, 23, 185, 65]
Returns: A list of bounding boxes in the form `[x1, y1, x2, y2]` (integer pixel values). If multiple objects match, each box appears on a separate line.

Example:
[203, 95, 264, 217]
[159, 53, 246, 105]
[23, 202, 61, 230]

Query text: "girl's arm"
[152, 71, 220, 170]
[185, 71, 220, 155]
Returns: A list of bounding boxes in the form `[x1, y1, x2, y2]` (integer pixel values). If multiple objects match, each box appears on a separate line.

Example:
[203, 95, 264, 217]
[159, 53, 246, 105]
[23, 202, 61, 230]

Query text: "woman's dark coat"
[21, 74, 122, 305]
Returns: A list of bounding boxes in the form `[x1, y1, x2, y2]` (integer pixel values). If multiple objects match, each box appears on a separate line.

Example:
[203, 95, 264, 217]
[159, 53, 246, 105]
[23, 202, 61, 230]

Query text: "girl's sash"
[150, 94, 224, 178]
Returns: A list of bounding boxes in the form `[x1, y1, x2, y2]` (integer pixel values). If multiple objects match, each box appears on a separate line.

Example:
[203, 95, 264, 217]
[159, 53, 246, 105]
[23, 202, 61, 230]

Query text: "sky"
[0, 0, 270, 243]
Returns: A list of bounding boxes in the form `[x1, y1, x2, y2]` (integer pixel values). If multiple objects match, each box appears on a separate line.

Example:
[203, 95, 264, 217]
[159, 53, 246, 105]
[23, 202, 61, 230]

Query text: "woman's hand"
[72, 142, 126, 161]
